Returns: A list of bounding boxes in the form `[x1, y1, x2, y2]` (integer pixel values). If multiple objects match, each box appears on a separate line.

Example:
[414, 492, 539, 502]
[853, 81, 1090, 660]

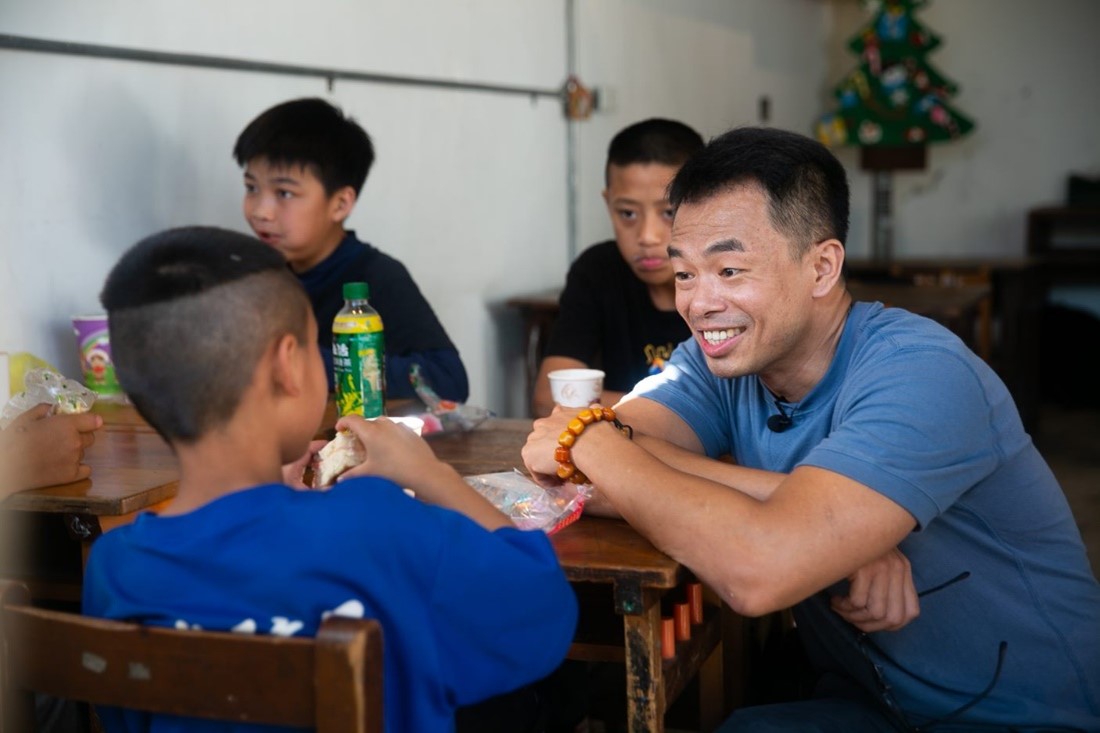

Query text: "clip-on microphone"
[767, 399, 793, 433]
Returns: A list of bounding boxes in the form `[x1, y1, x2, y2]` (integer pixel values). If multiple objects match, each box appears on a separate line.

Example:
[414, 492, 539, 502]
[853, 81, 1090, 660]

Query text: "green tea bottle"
[332, 282, 385, 418]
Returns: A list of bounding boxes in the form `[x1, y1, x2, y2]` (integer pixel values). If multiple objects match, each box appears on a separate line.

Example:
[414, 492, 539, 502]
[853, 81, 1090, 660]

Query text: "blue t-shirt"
[83, 479, 578, 733]
[635, 301, 1100, 729]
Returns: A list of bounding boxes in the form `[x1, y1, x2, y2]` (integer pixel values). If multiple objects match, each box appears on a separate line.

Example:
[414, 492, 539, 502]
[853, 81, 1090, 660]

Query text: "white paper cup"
[548, 368, 605, 408]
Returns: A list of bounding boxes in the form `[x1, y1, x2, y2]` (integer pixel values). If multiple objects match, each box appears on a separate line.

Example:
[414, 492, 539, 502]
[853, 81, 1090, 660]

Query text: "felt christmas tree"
[814, 0, 975, 260]
[815, 0, 975, 152]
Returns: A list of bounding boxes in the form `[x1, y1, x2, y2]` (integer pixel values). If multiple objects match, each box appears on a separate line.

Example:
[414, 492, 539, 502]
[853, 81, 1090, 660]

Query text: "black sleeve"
[544, 248, 604, 363]
[362, 253, 468, 400]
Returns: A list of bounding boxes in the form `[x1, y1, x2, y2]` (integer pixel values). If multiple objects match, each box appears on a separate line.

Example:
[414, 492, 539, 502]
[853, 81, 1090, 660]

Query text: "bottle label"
[333, 328, 385, 418]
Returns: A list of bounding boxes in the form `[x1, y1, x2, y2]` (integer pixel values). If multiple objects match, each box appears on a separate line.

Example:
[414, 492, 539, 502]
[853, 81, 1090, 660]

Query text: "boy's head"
[101, 227, 324, 447]
[602, 119, 705, 289]
[233, 98, 374, 273]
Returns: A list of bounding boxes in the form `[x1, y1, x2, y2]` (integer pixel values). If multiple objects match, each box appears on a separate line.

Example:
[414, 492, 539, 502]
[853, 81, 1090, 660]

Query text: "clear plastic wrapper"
[464, 469, 592, 534]
[1, 368, 97, 429]
[409, 363, 491, 432]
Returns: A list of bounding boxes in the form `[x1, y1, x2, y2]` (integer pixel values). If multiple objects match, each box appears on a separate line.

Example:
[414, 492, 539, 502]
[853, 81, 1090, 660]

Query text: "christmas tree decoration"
[816, 0, 975, 151]
[813, 0, 976, 260]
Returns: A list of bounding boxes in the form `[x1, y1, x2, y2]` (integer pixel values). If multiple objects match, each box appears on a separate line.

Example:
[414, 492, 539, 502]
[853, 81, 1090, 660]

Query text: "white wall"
[4, 1, 1094, 417]
[826, 0, 1100, 263]
[0, 0, 568, 416]
[574, 0, 828, 251]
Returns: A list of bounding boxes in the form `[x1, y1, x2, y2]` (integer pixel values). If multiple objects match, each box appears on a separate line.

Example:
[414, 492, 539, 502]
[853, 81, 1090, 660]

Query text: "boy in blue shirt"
[233, 97, 469, 402]
[84, 226, 577, 732]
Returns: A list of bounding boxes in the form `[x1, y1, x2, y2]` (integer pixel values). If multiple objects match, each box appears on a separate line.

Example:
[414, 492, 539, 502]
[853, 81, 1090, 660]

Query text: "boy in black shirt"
[532, 119, 704, 416]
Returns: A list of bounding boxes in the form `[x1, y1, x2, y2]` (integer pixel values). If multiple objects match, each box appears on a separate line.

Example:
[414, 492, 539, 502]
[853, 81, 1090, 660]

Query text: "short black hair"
[232, 97, 375, 196]
[605, 118, 705, 186]
[668, 126, 850, 254]
[100, 227, 311, 443]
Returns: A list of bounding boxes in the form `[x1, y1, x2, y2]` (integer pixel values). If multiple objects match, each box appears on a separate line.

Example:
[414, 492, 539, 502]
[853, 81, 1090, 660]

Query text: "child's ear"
[329, 186, 357, 223]
[270, 333, 303, 396]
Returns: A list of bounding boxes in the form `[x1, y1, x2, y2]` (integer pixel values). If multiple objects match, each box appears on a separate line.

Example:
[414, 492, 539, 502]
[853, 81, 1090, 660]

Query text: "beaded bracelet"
[554, 404, 633, 484]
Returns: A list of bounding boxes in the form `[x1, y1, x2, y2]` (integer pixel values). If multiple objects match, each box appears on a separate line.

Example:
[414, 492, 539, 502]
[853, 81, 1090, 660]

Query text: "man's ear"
[329, 186, 358, 223]
[811, 238, 845, 298]
[270, 333, 303, 397]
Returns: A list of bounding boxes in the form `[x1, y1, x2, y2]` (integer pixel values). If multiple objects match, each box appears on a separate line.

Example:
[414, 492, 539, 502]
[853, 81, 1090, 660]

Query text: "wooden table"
[1, 403, 178, 600]
[428, 419, 725, 731]
[5, 408, 723, 730]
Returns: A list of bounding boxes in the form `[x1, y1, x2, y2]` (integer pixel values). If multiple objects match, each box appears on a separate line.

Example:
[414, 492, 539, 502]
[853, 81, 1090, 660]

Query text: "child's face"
[242, 158, 352, 273]
[603, 163, 680, 289]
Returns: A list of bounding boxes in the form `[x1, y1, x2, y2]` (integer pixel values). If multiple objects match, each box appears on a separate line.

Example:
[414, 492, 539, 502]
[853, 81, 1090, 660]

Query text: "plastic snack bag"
[464, 469, 592, 534]
[1, 367, 97, 429]
[409, 363, 492, 432]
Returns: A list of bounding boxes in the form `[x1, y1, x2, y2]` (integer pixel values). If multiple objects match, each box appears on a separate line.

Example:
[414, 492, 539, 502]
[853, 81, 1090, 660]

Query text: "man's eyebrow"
[705, 239, 745, 255]
[668, 239, 745, 260]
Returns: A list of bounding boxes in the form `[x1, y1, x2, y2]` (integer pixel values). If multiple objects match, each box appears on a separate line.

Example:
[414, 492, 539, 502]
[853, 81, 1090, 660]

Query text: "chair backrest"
[0, 581, 383, 733]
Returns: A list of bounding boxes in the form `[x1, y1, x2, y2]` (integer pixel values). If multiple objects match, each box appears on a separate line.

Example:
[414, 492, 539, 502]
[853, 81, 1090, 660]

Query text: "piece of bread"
[311, 430, 367, 489]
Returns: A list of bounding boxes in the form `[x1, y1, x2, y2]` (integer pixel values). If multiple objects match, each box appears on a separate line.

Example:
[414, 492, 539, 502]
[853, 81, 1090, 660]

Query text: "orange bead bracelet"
[555, 404, 632, 485]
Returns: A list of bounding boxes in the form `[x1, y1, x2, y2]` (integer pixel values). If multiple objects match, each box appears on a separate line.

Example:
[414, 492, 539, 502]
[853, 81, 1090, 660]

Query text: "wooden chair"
[0, 581, 383, 733]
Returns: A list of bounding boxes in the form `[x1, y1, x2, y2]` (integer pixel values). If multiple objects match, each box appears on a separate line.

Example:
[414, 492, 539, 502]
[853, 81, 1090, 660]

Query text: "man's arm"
[524, 399, 916, 618]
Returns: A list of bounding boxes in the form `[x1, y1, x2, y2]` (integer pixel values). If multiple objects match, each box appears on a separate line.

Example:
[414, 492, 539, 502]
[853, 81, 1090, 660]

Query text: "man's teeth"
[702, 329, 738, 345]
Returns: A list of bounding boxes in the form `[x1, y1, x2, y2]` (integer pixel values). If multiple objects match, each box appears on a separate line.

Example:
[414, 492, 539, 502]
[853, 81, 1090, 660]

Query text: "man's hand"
[0, 403, 104, 496]
[830, 547, 919, 632]
[520, 406, 576, 487]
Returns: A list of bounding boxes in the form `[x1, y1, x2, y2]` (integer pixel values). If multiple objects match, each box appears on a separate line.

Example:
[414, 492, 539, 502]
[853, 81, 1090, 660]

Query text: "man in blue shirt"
[523, 126, 1100, 731]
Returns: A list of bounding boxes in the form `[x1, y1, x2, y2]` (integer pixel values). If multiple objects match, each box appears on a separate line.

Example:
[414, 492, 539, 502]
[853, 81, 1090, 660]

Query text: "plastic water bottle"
[332, 282, 385, 418]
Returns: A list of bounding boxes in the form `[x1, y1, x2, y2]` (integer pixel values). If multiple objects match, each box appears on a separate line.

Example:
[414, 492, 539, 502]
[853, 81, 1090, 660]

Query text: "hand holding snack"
[330, 414, 512, 531]
[332, 415, 445, 490]
[283, 439, 328, 489]
[0, 403, 103, 495]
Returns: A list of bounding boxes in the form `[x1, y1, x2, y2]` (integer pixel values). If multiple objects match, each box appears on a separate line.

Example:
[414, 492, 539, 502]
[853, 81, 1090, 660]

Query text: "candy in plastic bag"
[464, 469, 591, 534]
[1, 368, 97, 428]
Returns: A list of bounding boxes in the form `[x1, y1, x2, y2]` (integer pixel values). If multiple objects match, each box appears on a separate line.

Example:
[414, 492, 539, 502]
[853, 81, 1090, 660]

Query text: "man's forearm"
[633, 435, 783, 501]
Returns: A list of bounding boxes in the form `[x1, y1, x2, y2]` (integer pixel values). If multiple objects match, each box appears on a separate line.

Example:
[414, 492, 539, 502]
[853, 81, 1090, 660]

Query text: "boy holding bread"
[82, 226, 576, 733]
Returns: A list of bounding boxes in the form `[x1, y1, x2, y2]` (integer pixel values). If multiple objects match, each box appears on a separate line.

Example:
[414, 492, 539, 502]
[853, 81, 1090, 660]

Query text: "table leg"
[616, 583, 665, 733]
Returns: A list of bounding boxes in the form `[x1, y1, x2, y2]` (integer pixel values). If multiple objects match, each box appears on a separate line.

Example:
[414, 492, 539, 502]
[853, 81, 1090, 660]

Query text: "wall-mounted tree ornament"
[815, 0, 975, 261]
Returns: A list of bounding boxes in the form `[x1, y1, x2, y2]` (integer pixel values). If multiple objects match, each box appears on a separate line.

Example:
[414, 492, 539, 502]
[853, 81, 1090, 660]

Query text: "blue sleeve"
[387, 348, 469, 402]
[429, 524, 577, 705]
[630, 340, 734, 457]
[803, 345, 1002, 528]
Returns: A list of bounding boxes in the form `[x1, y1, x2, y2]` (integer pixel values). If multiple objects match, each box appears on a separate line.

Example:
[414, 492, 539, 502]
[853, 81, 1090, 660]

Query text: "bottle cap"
[343, 282, 369, 300]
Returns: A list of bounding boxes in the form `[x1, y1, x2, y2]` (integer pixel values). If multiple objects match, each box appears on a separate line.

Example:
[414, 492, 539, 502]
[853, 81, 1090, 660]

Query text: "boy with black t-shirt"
[532, 119, 704, 416]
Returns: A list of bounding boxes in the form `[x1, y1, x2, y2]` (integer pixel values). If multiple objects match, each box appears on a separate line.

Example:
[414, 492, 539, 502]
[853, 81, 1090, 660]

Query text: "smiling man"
[531, 119, 704, 417]
[523, 126, 1100, 731]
